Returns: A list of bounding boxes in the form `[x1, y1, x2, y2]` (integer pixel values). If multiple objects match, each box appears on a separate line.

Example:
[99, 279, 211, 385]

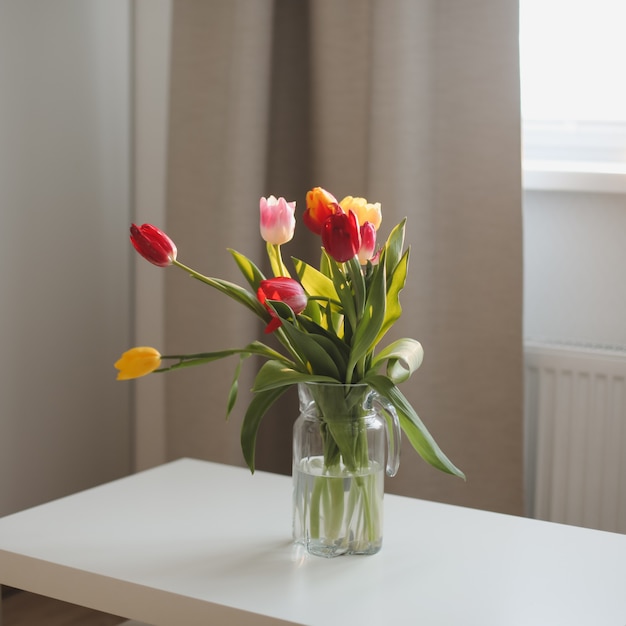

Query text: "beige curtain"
[164, 0, 524, 515]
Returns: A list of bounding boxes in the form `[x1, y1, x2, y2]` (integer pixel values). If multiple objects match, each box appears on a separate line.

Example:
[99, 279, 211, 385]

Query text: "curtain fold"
[165, 0, 275, 463]
[164, 0, 523, 515]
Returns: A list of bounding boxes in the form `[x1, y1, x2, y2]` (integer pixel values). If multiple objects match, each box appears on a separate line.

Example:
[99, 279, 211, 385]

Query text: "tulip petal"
[303, 187, 338, 235]
[257, 277, 307, 332]
[358, 221, 377, 264]
[339, 196, 382, 231]
[321, 210, 361, 263]
[115, 346, 161, 380]
[260, 196, 296, 245]
[130, 224, 177, 267]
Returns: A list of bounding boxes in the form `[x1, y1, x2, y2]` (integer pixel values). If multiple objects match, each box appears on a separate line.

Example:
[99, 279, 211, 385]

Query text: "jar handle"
[372, 394, 401, 477]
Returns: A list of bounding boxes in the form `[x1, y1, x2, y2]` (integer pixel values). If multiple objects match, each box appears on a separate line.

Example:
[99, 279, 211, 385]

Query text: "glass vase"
[292, 382, 401, 557]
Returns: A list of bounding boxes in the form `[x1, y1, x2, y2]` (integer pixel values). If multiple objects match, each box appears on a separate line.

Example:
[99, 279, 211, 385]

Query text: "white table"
[1, 458, 626, 626]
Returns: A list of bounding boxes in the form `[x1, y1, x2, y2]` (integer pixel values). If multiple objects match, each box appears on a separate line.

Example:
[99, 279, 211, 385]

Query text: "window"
[520, 0, 626, 191]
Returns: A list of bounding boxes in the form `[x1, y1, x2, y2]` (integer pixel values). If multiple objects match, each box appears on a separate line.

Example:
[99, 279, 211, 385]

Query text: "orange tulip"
[303, 187, 339, 235]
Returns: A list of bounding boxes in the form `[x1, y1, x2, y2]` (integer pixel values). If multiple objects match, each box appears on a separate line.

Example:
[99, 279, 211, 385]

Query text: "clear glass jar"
[292, 382, 401, 557]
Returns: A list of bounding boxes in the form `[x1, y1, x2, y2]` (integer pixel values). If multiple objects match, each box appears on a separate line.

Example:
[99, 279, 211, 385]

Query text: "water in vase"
[293, 456, 384, 557]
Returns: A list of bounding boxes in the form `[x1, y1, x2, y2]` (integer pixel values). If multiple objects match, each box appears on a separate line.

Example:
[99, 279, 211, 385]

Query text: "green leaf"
[302, 297, 323, 326]
[326, 256, 357, 333]
[346, 261, 387, 379]
[363, 374, 465, 479]
[372, 338, 424, 383]
[293, 257, 338, 303]
[241, 386, 290, 472]
[297, 317, 350, 370]
[293, 257, 345, 334]
[319, 248, 333, 279]
[173, 260, 267, 320]
[374, 248, 409, 346]
[346, 256, 366, 319]
[228, 249, 266, 291]
[252, 359, 338, 392]
[211, 278, 266, 317]
[157, 340, 296, 373]
[382, 218, 406, 280]
[226, 357, 244, 418]
[269, 311, 344, 379]
[326, 305, 345, 338]
[263, 299, 344, 378]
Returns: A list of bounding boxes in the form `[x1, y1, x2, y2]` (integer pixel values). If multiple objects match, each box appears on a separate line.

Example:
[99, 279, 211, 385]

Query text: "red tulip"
[130, 224, 177, 267]
[303, 187, 339, 235]
[257, 277, 307, 333]
[321, 210, 361, 263]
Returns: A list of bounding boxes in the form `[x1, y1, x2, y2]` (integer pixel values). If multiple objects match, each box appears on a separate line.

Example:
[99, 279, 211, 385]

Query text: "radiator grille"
[524, 341, 626, 533]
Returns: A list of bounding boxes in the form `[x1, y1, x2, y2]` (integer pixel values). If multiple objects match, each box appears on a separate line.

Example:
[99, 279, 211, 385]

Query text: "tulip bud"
[260, 195, 296, 245]
[303, 187, 339, 235]
[115, 347, 162, 380]
[358, 221, 377, 264]
[257, 277, 308, 333]
[321, 210, 361, 263]
[130, 224, 177, 267]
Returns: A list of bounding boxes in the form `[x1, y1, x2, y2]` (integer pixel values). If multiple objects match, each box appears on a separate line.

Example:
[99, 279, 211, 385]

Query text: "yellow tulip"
[115, 347, 161, 380]
[339, 196, 382, 231]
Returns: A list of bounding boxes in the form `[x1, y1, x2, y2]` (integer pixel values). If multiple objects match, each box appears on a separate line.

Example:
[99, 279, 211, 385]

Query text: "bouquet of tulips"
[115, 187, 463, 480]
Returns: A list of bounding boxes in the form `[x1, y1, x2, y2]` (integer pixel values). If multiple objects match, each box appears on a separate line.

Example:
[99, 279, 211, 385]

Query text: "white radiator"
[524, 341, 626, 534]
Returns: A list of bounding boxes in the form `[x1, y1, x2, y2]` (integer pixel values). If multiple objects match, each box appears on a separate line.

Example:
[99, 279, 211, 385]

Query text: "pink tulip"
[358, 222, 377, 264]
[257, 277, 307, 333]
[130, 224, 177, 267]
[260, 196, 296, 245]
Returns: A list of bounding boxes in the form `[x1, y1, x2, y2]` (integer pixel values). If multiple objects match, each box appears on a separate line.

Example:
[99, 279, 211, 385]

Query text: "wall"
[0, 0, 132, 515]
[523, 185, 626, 523]
[523, 188, 626, 348]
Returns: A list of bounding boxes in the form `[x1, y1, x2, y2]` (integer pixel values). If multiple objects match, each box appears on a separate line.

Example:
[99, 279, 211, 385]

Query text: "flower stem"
[267, 243, 290, 278]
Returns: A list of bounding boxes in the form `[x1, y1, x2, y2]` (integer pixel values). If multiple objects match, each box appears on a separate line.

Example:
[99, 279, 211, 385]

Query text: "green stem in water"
[303, 384, 380, 551]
